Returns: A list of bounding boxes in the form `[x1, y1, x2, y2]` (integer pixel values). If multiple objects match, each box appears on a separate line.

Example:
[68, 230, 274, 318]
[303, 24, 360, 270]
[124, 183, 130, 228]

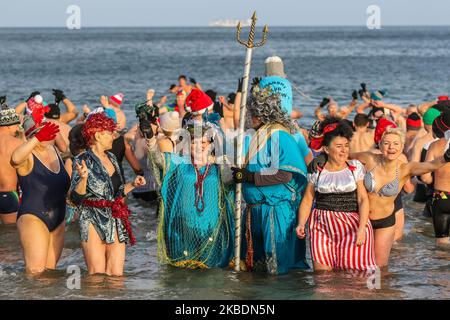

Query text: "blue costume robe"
[241, 124, 309, 274]
[158, 153, 235, 269]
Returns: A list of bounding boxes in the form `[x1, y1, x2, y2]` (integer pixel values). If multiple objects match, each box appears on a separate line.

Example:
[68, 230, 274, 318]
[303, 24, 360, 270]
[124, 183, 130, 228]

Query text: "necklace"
[194, 164, 211, 213]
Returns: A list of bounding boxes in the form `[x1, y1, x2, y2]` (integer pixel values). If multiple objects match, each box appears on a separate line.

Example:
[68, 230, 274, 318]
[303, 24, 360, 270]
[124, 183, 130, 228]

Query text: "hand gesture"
[237, 77, 243, 93]
[75, 160, 88, 180]
[52, 89, 66, 104]
[82, 104, 91, 115]
[320, 97, 330, 108]
[35, 122, 60, 142]
[296, 224, 306, 239]
[355, 228, 366, 246]
[218, 96, 226, 105]
[100, 95, 109, 107]
[132, 175, 146, 187]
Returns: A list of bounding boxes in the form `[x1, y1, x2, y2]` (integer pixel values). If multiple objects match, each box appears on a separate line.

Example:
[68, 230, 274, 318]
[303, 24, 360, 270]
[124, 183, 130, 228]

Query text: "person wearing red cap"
[405, 112, 425, 154]
[348, 122, 450, 267]
[421, 110, 450, 246]
[100, 92, 127, 131]
[183, 89, 226, 151]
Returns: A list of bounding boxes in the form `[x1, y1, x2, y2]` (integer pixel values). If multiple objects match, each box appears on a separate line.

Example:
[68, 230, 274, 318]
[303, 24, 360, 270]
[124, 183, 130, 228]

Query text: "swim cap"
[374, 118, 397, 145]
[370, 90, 386, 101]
[44, 103, 61, 120]
[432, 109, 450, 138]
[406, 112, 422, 129]
[423, 108, 441, 125]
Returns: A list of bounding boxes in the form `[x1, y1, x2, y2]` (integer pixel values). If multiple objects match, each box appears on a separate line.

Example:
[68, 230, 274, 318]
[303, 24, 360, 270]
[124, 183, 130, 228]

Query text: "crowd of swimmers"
[0, 55, 449, 277]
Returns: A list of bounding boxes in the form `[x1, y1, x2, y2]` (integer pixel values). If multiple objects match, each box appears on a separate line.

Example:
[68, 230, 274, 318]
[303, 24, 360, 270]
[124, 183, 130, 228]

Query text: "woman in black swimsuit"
[12, 116, 69, 274]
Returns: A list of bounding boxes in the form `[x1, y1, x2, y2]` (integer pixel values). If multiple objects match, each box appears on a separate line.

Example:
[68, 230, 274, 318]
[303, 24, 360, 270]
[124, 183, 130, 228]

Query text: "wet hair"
[247, 86, 297, 133]
[342, 119, 355, 132]
[169, 84, 177, 90]
[205, 89, 217, 102]
[178, 75, 187, 81]
[82, 112, 116, 146]
[320, 116, 354, 147]
[354, 113, 370, 127]
[68, 124, 86, 156]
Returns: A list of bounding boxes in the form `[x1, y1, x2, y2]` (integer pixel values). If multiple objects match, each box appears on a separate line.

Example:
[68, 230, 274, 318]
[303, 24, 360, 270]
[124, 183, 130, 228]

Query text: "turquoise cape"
[241, 126, 309, 274]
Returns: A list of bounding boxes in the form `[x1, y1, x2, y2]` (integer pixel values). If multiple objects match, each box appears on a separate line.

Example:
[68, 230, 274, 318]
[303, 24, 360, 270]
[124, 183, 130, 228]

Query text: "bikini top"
[363, 163, 399, 197]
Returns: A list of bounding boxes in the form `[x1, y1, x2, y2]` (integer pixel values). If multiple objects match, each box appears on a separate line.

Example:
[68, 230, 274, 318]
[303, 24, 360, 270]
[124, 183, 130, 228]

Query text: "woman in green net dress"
[151, 121, 235, 269]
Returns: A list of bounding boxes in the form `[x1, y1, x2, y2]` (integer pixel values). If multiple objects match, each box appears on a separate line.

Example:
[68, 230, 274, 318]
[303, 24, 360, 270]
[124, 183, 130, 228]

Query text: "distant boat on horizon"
[209, 19, 252, 28]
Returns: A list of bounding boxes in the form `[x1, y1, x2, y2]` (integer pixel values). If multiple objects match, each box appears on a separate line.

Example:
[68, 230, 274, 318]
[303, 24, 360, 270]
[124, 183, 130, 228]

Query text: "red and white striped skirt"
[309, 208, 377, 271]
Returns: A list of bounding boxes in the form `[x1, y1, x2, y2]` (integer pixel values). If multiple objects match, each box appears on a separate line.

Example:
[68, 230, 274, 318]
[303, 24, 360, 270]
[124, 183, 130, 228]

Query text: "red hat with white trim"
[109, 93, 124, 106]
[185, 89, 213, 115]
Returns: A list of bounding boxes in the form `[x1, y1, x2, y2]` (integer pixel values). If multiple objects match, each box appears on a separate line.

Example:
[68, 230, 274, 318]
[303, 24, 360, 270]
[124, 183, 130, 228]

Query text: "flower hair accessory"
[323, 123, 338, 134]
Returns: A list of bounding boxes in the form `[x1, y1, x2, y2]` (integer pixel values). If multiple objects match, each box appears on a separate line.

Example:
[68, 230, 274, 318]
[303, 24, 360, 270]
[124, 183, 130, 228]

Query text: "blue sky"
[1, 0, 449, 27]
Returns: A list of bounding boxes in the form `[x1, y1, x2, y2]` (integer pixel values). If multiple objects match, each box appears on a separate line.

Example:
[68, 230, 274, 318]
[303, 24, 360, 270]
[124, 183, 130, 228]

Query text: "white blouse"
[307, 160, 365, 194]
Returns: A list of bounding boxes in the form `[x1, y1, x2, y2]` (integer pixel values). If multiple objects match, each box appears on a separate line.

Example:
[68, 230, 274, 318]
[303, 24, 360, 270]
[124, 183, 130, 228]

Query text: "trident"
[234, 12, 268, 272]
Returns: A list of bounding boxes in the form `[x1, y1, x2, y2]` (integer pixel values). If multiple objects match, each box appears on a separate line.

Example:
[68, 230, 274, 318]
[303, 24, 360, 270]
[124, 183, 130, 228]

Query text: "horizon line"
[1, 24, 450, 28]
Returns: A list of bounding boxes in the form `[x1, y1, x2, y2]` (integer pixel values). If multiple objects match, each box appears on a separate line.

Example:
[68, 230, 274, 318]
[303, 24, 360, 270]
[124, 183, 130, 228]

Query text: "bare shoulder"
[429, 138, 446, 154]
[7, 136, 24, 152]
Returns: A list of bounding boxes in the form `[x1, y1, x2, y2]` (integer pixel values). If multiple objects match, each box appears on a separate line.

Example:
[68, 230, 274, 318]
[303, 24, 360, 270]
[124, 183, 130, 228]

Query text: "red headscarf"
[374, 118, 397, 145]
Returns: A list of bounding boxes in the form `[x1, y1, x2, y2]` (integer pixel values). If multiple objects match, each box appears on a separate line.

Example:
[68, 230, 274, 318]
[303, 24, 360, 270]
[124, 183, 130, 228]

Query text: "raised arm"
[59, 97, 79, 124]
[356, 101, 371, 114]
[418, 101, 436, 116]
[376, 101, 406, 114]
[349, 151, 375, 166]
[124, 139, 143, 175]
[419, 139, 441, 184]
[408, 143, 448, 177]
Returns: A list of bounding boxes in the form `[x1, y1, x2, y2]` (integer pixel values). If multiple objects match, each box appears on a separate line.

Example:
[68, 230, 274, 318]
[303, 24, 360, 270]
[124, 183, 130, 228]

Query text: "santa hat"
[26, 95, 50, 126]
[374, 118, 397, 145]
[185, 89, 213, 115]
[109, 93, 124, 106]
